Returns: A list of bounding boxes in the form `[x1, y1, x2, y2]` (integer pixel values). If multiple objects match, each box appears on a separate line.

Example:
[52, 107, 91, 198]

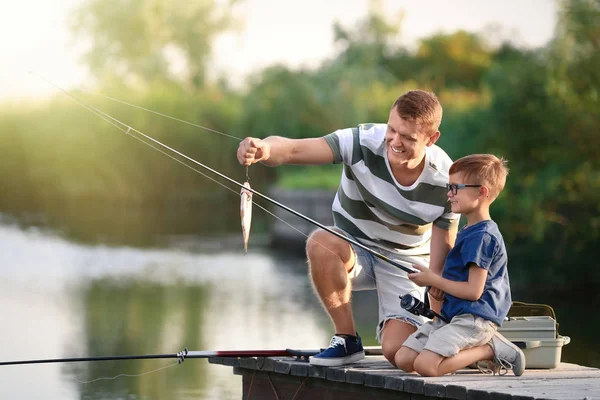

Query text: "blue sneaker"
[309, 334, 365, 366]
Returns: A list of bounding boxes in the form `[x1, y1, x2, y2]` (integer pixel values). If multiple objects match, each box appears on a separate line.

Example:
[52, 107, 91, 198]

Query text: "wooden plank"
[239, 369, 417, 400]
[211, 356, 600, 400]
[238, 357, 257, 369]
[451, 378, 600, 400]
[419, 374, 600, 400]
[290, 362, 309, 377]
[307, 364, 328, 379]
[384, 375, 405, 391]
[259, 357, 276, 372]
[444, 384, 468, 399]
[406, 376, 428, 394]
[273, 359, 292, 374]
[364, 370, 403, 388]
[326, 366, 348, 382]
[345, 369, 365, 385]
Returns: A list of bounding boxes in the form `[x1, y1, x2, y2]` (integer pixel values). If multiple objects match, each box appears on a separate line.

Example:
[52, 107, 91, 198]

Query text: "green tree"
[332, 1, 401, 74]
[412, 31, 492, 92]
[544, 0, 600, 280]
[549, 0, 600, 163]
[478, 0, 600, 285]
[70, 0, 242, 90]
[239, 67, 328, 139]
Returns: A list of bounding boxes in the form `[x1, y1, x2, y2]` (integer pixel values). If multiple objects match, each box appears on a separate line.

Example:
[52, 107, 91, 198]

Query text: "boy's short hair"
[391, 90, 443, 135]
[450, 154, 509, 200]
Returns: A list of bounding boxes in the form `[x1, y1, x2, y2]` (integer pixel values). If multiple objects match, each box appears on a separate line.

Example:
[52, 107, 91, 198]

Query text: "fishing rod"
[33, 73, 417, 275]
[0, 347, 384, 366]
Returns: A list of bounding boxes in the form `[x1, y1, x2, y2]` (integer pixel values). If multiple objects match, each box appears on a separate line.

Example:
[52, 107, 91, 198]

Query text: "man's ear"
[427, 131, 440, 146]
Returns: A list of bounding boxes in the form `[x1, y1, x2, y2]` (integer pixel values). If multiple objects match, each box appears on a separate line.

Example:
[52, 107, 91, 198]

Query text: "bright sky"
[0, 0, 557, 100]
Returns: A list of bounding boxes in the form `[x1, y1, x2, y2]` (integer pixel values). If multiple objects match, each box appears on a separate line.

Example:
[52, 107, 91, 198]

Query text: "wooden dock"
[209, 355, 600, 399]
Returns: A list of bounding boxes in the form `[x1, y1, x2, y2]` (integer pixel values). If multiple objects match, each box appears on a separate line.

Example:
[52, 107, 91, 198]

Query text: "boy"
[394, 154, 526, 377]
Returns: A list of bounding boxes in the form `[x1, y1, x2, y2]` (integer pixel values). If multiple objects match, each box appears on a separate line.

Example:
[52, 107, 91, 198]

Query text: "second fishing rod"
[38, 76, 418, 275]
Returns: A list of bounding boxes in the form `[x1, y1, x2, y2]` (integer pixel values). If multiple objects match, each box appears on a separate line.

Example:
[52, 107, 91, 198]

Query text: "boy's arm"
[439, 265, 487, 301]
[410, 264, 487, 301]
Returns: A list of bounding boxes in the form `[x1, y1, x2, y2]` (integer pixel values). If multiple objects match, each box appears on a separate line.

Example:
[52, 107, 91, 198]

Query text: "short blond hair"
[391, 90, 443, 135]
[450, 154, 509, 200]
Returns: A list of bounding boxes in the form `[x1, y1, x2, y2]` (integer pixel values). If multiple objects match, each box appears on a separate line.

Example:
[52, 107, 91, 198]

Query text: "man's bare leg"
[394, 346, 420, 372]
[306, 229, 356, 335]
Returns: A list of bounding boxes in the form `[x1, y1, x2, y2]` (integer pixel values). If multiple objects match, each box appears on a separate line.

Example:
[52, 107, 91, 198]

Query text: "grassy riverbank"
[276, 165, 342, 190]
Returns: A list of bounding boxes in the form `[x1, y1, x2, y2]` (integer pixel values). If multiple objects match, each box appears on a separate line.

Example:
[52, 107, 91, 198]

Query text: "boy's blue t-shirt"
[441, 220, 511, 326]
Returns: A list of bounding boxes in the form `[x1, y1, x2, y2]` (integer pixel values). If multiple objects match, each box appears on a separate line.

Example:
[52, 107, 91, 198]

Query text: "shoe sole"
[495, 334, 526, 376]
[309, 351, 365, 367]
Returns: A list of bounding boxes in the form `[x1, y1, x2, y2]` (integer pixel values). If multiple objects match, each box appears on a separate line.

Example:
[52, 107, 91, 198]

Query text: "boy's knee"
[394, 353, 415, 372]
[414, 365, 440, 377]
[393, 347, 416, 372]
[414, 355, 442, 377]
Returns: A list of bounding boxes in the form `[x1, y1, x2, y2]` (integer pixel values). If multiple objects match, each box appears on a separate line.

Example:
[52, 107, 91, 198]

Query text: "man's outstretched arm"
[237, 136, 334, 167]
[427, 224, 457, 312]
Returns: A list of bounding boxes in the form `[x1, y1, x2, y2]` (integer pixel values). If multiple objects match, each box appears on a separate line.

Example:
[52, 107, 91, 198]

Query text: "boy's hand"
[428, 286, 445, 301]
[407, 264, 437, 287]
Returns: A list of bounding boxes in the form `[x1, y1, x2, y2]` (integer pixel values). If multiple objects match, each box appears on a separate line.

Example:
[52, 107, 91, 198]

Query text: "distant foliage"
[70, 0, 243, 90]
[0, 0, 597, 285]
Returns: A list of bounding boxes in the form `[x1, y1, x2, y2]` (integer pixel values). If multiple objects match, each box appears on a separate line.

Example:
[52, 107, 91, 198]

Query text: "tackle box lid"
[499, 316, 557, 339]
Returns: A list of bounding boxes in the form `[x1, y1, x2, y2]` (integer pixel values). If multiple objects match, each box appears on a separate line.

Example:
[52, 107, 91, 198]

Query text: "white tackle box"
[499, 316, 557, 339]
[498, 315, 570, 369]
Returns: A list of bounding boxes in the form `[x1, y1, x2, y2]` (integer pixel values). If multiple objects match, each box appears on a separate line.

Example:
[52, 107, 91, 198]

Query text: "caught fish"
[240, 181, 253, 253]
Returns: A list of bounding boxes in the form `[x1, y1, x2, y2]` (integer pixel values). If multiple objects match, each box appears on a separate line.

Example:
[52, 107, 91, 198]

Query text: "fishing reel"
[399, 293, 450, 323]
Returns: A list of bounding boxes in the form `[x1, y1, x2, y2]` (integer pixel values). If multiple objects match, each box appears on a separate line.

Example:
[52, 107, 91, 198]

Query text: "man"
[237, 90, 459, 367]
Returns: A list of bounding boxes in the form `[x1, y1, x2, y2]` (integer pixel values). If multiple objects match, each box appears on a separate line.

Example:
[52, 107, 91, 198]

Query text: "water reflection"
[0, 221, 331, 400]
[0, 217, 597, 400]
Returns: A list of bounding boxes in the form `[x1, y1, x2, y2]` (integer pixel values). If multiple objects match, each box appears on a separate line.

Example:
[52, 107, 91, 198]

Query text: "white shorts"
[403, 314, 498, 357]
[342, 230, 431, 342]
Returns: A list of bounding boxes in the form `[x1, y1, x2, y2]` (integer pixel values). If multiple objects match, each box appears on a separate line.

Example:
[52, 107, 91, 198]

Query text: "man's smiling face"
[384, 109, 438, 166]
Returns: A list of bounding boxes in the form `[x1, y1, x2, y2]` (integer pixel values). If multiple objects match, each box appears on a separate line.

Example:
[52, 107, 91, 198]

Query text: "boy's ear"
[480, 186, 490, 199]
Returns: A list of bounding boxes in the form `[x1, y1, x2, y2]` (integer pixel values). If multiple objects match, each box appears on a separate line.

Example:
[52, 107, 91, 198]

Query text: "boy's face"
[385, 111, 439, 166]
[447, 172, 484, 214]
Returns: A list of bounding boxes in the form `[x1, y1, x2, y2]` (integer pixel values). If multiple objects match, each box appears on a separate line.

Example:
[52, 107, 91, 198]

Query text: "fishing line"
[118, 130, 378, 280]
[72, 358, 313, 400]
[127, 128, 344, 262]
[72, 361, 179, 384]
[75, 90, 357, 264]
[83, 90, 242, 141]
[31, 73, 354, 267]
[73, 94, 422, 304]
[63, 88, 344, 256]
[125, 136, 358, 276]
[82, 92, 407, 281]
[4, 77, 435, 393]
[31, 73, 415, 278]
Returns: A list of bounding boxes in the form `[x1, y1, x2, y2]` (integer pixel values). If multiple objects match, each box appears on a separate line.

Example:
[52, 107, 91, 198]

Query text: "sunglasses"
[446, 183, 482, 195]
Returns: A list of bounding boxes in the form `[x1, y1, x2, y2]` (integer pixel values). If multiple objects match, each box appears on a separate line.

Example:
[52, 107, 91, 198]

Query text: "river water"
[0, 216, 597, 400]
